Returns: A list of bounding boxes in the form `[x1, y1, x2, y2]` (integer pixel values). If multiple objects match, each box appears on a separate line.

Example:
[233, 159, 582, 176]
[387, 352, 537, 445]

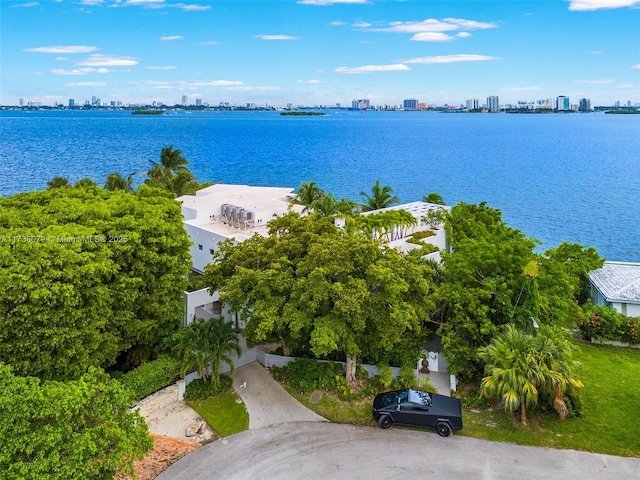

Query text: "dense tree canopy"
[0, 364, 152, 480]
[435, 202, 584, 379]
[205, 212, 436, 383]
[0, 186, 191, 380]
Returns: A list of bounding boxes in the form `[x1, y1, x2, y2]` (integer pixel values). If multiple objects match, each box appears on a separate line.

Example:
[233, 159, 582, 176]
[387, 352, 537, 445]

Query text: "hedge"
[119, 355, 182, 402]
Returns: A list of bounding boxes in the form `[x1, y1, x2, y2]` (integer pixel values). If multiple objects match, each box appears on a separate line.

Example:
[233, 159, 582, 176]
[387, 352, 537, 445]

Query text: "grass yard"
[462, 339, 640, 457]
[187, 393, 249, 437]
[283, 386, 375, 426]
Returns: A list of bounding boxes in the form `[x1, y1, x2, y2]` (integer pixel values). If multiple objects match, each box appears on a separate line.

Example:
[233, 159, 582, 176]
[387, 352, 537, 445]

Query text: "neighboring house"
[589, 261, 640, 318]
[177, 184, 303, 325]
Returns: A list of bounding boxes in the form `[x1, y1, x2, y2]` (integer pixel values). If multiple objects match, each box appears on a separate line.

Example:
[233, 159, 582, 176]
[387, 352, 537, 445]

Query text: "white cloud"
[146, 65, 176, 70]
[615, 84, 636, 88]
[567, 0, 640, 11]
[25, 45, 99, 53]
[404, 54, 500, 64]
[13, 2, 39, 7]
[254, 35, 297, 40]
[160, 35, 183, 41]
[330, 21, 346, 26]
[77, 54, 138, 66]
[297, 79, 322, 84]
[188, 80, 244, 86]
[503, 86, 542, 92]
[128, 80, 171, 86]
[200, 41, 219, 45]
[55, 57, 68, 61]
[352, 22, 372, 28]
[174, 3, 211, 11]
[51, 67, 109, 75]
[334, 64, 410, 74]
[80, 0, 104, 5]
[588, 50, 603, 55]
[298, 0, 368, 5]
[411, 32, 455, 42]
[456, 32, 472, 38]
[378, 17, 497, 34]
[632, 64, 640, 69]
[66, 82, 107, 86]
[572, 79, 616, 84]
[124, 0, 165, 5]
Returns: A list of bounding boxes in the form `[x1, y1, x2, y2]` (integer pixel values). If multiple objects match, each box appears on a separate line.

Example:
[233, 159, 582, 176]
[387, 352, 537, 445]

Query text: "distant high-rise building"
[403, 98, 418, 110]
[579, 98, 591, 112]
[556, 96, 570, 111]
[19, 98, 24, 107]
[417, 102, 428, 110]
[195, 98, 202, 107]
[352, 99, 370, 110]
[487, 96, 499, 112]
[466, 98, 479, 111]
[182, 95, 188, 106]
[614, 100, 620, 107]
[627, 100, 632, 107]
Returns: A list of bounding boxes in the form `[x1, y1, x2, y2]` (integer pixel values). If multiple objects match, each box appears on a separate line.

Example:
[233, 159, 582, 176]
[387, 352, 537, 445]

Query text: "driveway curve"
[157, 422, 640, 480]
[231, 361, 326, 429]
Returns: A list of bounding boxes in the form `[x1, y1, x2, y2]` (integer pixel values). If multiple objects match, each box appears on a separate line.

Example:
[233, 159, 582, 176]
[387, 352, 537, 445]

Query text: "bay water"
[1, 109, 638, 261]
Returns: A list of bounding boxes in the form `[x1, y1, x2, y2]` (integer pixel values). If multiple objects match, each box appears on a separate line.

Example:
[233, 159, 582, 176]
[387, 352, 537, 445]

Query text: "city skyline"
[1, 0, 639, 107]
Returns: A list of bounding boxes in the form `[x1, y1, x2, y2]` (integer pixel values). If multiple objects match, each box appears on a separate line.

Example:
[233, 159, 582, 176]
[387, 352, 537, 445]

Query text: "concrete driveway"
[157, 422, 640, 480]
[231, 361, 326, 429]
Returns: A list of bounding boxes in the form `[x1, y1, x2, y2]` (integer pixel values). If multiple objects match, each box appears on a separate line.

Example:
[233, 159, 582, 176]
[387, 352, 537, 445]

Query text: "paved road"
[157, 422, 640, 480]
[231, 361, 326, 429]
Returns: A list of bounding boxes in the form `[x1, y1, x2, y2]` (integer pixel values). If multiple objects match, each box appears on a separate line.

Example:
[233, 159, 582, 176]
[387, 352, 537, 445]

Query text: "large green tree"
[0, 186, 191, 380]
[435, 202, 581, 379]
[172, 317, 241, 386]
[0, 364, 152, 480]
[205, 212, 435, 383]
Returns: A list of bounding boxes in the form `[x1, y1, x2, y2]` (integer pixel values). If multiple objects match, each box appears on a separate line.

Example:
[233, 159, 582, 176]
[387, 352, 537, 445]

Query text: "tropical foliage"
[578, 304, 640, 344]
[104, 172, 135, 193]
[478, 325, 583, 425]
[360, 180, 400, 211]
[205, 212, 435, 384]
[0, 364, 152, 480]
[145, 145, 210, 196]
[172, 317, 241, 386]
[0, 186, 191, 380]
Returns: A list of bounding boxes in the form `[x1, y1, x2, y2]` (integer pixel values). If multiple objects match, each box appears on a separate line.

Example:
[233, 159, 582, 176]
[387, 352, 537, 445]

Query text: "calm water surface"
[1, 110, 639, 261]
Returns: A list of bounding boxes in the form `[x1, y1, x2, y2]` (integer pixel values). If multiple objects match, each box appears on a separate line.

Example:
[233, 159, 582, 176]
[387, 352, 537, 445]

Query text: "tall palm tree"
[423, 192, 445, 205]
[158, 145, 188, 172]
[360, 180, 400, 212]
[294, 181, 325, 212]
[104, 172, 135, 193]
[173, 317, 241, 386]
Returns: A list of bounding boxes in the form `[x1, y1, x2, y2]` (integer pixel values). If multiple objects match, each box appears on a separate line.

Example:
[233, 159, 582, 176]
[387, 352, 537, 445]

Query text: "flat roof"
[361, 201, 450, 218]
[589, 261, 640, 303]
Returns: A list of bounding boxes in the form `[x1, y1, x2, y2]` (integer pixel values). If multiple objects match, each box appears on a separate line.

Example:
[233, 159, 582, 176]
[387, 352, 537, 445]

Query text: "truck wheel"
[378, 415, 393, 429]
[435, 422, 452, 437]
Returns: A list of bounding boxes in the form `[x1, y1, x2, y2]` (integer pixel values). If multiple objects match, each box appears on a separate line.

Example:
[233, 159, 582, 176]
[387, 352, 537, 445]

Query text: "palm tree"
[423, 192, 445, 205]
[47, 176, 70, 189]
[104, 172, 135, 193]
[294, 181, 325, 212]
[158, 145, 188, 171]
[534, 327, 583, 419]
[173, 317, 241, 386]
[73, 178, 98, 188]
[360, 180, 400, 212]
[478, 325, 544, 425]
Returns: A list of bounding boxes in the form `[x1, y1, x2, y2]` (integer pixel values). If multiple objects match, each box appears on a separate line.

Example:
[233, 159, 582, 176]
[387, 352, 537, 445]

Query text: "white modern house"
[589, 261, 640, 318]
[177, 184, 303, 325]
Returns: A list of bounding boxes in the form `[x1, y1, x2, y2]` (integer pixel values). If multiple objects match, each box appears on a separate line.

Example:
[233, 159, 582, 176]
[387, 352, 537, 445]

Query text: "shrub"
[375, 364, 394, 390]
[283, 359, 344, 392]
[409, 230, 436, 240]
[120, 355, 181, 402]
[183, 375, 233, 400]
[459, 390, 494, 410]
[578, 305, 640, 344]
[393, 364, 418, 389]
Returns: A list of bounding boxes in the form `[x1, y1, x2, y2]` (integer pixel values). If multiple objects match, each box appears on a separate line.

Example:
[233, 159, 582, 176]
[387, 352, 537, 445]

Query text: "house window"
[210, 248, 215, 255]
[198, 244, 203, 251]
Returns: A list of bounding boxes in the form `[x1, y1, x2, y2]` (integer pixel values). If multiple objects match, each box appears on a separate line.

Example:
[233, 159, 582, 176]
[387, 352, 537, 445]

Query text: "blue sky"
[1, 0, 639, 106]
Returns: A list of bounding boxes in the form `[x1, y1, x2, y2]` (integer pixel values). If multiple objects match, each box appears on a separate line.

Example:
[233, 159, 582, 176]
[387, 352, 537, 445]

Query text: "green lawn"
[282, 340, 640, 457]
[462, 340, 640, 457]
[186, 392, 249, 437]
